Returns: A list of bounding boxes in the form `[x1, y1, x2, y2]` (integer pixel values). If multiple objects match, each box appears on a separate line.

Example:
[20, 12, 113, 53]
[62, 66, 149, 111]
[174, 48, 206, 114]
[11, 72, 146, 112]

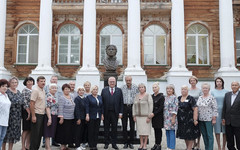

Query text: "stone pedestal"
[103, 72, 118, 87]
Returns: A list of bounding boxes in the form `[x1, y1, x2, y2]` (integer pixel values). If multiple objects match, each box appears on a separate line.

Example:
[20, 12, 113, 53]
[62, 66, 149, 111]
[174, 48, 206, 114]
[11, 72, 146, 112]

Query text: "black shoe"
[68, 144, 75, 148]
[156, 145, 161, 150]
[52, 142, 60, 147]
[129, 144, 134, 149]
[104, 144, 109, 149]
[112, 144, 119, 150]
[42, 144, 45, 148]
[138, 148, 143, 150]
[151, 144, 157, 150]
[123, 143, 128, 149]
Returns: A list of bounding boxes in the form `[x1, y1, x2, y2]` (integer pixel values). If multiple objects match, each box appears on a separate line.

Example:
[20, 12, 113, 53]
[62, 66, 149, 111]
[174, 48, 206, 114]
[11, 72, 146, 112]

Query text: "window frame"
[236, 27, 240, 65]
[143, 24, 167, 65]
[99, 24, 123, 65]
[58, 24, 81, 65]
[186, 24, 210, 66]
[16, 24, 39, 64]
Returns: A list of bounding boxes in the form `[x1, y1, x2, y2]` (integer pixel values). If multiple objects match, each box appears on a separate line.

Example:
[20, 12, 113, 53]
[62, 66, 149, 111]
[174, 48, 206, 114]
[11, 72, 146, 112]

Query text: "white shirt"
[109, 87, 115, 94]
[231, 91, 239, 106]
[0, 93, 11, 126]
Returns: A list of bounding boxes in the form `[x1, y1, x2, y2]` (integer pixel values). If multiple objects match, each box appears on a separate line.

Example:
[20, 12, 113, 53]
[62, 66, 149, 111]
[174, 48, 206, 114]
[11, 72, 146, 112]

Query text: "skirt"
[43, 115, 58, 138]
[55, 119, 74, 145]
[22, 109, 31, 131]
[136, 116, 151, 136]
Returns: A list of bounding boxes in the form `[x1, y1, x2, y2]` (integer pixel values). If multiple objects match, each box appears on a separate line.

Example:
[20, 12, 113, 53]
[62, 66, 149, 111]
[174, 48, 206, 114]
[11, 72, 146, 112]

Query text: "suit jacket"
[101, 86, 123, 116]
[74, 95, 86, 120]
[85, 95, 103, 120]
[222, 91, 240, 127]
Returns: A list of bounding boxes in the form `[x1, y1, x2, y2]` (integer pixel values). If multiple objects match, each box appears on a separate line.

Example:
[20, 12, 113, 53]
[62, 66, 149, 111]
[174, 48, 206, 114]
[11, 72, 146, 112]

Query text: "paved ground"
[11, 129, 220, 150]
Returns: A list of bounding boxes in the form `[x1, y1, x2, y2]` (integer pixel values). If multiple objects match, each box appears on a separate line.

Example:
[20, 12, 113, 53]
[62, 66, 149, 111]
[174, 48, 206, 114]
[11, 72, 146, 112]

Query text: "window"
[58, 24, 80, 64]
[143, 25, 166, 65]
[17, 24, 38, 64]
[100, 25, 123, 64]
[187, 24, 209, 65]
[236, 27, 240, 64]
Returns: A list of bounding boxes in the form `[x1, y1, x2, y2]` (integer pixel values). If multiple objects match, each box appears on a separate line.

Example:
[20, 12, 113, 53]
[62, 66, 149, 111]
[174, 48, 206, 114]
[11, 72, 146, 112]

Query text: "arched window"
[58, 24, 80, 64]
[100, 24, 123, 64]
[187, 24, 209, 65]
[143, 25, 166, 65]
[17, 24, 39, 64]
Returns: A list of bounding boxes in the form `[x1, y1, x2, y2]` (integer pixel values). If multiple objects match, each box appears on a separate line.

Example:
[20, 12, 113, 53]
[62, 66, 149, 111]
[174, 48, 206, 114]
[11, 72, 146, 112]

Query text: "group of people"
[0, 75, 240, 150]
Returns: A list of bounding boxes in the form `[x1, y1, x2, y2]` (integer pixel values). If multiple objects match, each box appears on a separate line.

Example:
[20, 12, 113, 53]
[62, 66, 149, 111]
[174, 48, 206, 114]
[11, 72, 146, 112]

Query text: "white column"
[76, 0, 100, 88]
[215, 0, 240, 89]
[31, 0, 54, 79]
[167, 0, 192, 95]
[0, 0, 11, 79]
[124, 0, 147, 86]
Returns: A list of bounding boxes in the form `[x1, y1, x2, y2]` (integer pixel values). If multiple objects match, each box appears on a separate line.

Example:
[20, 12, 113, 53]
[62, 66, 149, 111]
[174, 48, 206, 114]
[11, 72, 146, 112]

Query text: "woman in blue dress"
[211, 77, 228, 150]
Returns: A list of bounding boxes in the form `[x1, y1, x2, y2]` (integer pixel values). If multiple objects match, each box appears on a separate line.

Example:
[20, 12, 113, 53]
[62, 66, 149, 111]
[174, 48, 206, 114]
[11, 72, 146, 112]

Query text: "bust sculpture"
[103, 45, 119, 71]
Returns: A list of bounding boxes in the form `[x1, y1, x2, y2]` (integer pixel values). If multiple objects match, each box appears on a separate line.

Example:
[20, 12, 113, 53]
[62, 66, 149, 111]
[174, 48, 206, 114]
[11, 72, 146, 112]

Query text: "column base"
[124, 67, 147, 86]
[167, 70, 192, 96]
[0, 67, 11, 79]
[30, 66, 55, 84]
[215, 69, 240, 90]
[76, 66, 100, 90]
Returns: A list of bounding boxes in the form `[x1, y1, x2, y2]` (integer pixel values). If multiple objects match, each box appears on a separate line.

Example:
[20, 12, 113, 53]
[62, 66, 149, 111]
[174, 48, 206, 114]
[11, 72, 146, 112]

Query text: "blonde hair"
[138, 83, 146, 92]
[189, 76, 198, 84]
[77, 86, 85, 92]
[181, 85, 188, 90]
[90, 85, 98, 93]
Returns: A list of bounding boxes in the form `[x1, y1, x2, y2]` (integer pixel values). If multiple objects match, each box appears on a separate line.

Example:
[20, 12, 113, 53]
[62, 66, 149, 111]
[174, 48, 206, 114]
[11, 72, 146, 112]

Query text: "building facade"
[0, 0, 240, 93]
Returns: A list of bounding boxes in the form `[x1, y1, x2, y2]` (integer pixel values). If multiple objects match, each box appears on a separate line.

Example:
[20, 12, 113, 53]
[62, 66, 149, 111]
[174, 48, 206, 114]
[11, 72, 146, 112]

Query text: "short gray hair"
[201, 82, 210, 89]
[49, 83, 57, 89]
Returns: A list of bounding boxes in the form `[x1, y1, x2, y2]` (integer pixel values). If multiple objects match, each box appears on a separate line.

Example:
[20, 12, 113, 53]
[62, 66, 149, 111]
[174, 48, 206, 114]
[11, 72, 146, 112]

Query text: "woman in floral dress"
[164, 84, 178, 150]
[2, 77, 23, 150]
[43, 83, 58, 150]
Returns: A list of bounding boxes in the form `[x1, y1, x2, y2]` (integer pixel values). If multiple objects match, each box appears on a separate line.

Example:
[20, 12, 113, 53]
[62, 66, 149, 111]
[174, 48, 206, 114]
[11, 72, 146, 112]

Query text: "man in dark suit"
[101, 77, 123, 150]
[222, 81, 240, 150]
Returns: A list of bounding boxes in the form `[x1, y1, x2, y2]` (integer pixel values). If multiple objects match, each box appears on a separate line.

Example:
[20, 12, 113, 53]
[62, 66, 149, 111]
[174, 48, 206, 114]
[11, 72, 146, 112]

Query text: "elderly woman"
[55, 84, 75, 150]
[85, 85, 104, 150]
[0, 79, 11, 149]
[21, 77, 35, 150]
[188, 76, 201, 150]
[43, 83, 58, 150]
[177, 85, 200, 150]
[133, 83, 153, 150]
[211, 77, 227, 150]
[74, 86, 86, 150]
[2, 77, 23, 150]
[149, 82, 164, 150]
[197, 83, 218, 150]
[164, 84, 178, 150]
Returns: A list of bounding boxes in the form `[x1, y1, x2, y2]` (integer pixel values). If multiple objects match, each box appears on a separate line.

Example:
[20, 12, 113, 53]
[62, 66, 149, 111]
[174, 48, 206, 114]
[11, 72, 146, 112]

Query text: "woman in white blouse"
[0, 79, 11, 149]
[197, 83, 218, 150]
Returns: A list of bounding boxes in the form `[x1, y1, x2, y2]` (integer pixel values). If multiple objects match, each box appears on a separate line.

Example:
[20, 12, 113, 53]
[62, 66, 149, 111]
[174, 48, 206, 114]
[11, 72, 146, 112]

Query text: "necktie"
[111, 88, 113, 96]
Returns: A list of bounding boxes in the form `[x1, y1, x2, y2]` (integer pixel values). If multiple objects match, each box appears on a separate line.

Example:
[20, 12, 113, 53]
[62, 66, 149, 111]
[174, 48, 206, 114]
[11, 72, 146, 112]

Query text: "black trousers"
[122, 105, 135, 144]
[82, 121, 88, 144]
[154, 128, 162, 145]
[75, 119, 87, 147]
[88, 119, 100, 148]
[29, 114, 44, 150]
[104, 110, 118, 145]
[226, 124, 240, 150]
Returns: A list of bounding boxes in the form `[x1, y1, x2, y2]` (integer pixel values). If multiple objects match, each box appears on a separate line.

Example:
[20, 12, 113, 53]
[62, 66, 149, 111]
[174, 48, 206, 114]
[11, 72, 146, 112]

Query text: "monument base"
[103, 71, 118, 87]
[0, 67, 11, 80]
